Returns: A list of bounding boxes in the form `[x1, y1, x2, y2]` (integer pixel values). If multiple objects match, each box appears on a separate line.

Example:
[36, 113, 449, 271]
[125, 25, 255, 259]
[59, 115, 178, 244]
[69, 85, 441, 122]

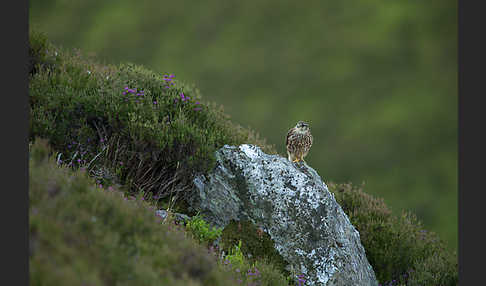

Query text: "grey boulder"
[189, 144, 378, 286]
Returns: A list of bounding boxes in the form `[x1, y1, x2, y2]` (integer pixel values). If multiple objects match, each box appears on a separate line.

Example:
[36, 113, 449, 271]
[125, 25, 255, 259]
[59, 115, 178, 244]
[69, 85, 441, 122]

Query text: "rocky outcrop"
[188, 144, 378, 286]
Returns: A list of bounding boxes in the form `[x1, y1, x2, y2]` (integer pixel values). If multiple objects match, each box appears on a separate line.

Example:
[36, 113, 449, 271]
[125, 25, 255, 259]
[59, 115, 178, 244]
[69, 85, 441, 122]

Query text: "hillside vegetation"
[29, 0, 457, 251]
[28, 30, 457, 285]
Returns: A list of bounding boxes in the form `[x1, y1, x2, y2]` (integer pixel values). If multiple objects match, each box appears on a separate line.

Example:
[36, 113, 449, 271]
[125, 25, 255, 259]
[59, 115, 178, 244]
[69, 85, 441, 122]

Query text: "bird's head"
[295, 121, 310, 132]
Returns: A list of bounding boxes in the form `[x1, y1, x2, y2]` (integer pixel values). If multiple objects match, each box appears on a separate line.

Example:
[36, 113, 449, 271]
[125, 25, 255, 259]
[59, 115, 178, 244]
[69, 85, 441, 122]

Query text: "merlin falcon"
[286, 121, 313, 163]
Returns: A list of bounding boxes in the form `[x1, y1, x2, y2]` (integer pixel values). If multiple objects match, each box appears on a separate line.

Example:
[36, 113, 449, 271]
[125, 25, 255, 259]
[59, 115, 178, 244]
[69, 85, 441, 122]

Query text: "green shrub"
[28, 29, 61, 76]
[220, 242, 289, 286]
[328, 182, 458, 285]
[28, 29, 275, 209]
[186, 214, 223, 245]
[29, 139, 238, 286]
[221, 220, 288, 276]
[224, 240, 246, 268]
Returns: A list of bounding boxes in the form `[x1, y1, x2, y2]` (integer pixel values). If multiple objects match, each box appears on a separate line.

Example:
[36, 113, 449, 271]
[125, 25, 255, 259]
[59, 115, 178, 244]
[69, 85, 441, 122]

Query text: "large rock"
[189, 144, 378, 286]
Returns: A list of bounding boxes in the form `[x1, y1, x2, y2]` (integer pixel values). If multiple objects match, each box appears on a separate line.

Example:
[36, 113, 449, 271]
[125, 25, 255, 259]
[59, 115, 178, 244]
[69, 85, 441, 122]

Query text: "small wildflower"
[153, 101, 157, 105]
[194, 107, 202, 111]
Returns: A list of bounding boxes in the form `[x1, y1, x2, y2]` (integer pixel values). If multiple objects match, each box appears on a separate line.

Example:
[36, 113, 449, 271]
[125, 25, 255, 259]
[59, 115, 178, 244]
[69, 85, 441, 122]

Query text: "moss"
[220, 220, 288, 275]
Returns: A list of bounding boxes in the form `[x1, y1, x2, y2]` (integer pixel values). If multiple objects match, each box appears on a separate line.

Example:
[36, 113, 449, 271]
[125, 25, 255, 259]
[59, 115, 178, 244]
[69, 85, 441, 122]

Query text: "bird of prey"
[286, 121, 313, 163]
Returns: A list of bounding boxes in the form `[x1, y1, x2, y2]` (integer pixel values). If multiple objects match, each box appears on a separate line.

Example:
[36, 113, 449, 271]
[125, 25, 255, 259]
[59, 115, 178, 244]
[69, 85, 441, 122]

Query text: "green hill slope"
[28, 30, 457, 285]
[29, 0, 457, 251]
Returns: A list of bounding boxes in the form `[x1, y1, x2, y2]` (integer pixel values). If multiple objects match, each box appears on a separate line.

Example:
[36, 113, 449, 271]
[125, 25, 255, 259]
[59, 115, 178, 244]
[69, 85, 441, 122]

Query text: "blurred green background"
[29, 0, 457, 251]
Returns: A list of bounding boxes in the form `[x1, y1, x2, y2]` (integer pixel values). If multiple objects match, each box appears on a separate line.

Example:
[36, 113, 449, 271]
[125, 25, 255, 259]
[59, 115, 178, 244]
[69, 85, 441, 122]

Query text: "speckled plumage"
[286, 121, 313, 162]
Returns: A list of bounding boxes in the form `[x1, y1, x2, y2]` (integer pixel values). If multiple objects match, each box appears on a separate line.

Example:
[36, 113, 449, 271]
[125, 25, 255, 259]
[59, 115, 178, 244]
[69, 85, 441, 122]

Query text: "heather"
[28, 30, 457, 285]
[329, 182, 458, 285]
[29, 29, 274, 212]
[30, 0, 457, 252]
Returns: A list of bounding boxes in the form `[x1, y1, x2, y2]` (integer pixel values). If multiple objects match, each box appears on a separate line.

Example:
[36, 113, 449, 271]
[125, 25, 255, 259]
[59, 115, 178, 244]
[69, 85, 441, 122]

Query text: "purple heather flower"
[122, 91, 127, 95]
[124, 86, 129, 90]
[194, 107, 202, 111]
[153, 101, 157, 105]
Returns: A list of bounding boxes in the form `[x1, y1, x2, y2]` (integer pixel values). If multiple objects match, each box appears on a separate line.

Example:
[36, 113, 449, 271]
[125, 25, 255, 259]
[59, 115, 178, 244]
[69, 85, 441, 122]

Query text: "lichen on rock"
[188, 144, 378, 285]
